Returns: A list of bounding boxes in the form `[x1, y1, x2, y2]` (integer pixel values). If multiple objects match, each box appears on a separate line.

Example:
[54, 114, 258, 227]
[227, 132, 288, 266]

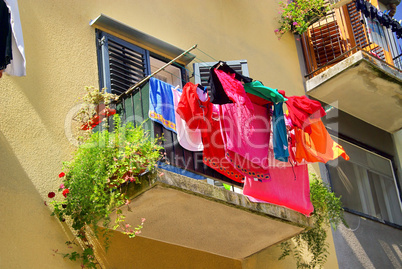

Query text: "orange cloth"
[295, 118, 349, 163]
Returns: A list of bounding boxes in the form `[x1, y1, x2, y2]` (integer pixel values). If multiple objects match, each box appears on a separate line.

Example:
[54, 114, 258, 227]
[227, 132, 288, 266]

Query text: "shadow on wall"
[0, 130, 80, 268]
[333, 212, 402, 269]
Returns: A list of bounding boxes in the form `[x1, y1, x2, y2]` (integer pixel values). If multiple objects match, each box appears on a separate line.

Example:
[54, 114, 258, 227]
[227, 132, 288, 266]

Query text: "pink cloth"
[221, 103, 272, 181]
[215, 69, 271, 181]
[214, 69, 254, 112]
[243, 164, 314, 216]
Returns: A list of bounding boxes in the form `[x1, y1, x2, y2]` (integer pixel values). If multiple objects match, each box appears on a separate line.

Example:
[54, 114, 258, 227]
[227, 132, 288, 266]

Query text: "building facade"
[0, 0, 400, 268]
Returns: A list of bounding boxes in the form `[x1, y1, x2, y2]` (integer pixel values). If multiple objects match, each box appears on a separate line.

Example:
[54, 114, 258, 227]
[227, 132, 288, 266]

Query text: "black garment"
[0, 0, 12, 70]
[382, 14, 391, 28]
[355, 0, 364, 13]
[208, 61, 253, 104]
[396, 23, 402, 39]
[363, 1, 371, 17]
[391, 20, 399, 32]
[370, 6, 377, 20]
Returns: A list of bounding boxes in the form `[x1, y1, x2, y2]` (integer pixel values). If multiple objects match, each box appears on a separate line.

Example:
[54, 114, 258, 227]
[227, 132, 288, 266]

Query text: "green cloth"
[244, 81, 287, 103]
[223, 183, 231, 191]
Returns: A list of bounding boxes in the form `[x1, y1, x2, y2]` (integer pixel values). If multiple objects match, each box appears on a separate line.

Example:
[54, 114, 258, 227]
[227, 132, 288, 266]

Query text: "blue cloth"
[272, 102, 289, 162]
[148, 77, 178, 133]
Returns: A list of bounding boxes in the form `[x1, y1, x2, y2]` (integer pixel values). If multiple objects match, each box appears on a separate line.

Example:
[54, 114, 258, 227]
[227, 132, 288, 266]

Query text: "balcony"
[97, 169, 312, 266]
[93, 82, 313, 264]
[301, 1, 402, 133]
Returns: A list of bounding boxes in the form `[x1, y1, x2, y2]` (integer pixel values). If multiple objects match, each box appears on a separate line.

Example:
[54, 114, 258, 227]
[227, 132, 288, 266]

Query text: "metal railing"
[301, 1, 402, 79]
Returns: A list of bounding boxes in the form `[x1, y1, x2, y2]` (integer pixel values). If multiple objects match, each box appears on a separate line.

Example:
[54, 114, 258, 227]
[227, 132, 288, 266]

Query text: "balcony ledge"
[105, 169, 312, 260]
[306, 50, 402, 133]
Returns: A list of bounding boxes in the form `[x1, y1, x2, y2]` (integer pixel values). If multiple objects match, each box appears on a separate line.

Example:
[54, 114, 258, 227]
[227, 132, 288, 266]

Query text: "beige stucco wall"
[0, 0, 336, 268]
[242, 226, 339, 269]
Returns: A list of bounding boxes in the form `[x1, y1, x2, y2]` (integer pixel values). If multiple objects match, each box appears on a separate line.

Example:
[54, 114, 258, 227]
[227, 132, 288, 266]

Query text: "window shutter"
[97, 31, 151, 95]
[346, 2, 385, 60]
[193, 60, 249, 88]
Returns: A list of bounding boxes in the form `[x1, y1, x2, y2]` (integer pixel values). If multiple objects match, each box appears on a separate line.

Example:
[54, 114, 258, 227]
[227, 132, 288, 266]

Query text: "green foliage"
[279, 174, 347, 268]
[275, 0, 331, 38]
[50, 114, 163, 268]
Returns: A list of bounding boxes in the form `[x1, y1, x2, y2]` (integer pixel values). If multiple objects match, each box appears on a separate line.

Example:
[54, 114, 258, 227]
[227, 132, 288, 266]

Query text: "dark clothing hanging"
[0, 0, 12, 70]
[208, 61, 252, 104]
[370, 5, 377, 20]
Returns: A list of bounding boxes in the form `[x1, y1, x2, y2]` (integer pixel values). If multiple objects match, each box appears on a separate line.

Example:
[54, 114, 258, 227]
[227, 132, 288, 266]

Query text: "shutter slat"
[105, 38, 148, 94]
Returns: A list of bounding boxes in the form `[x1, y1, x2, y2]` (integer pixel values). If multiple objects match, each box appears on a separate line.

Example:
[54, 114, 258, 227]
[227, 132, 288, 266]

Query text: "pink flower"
[48, 192, 56, 198]
[274, 29, 279, 33]
[293, 22, 298, 26]
[59, 172, 65, 178]
[59, 183, 65, 189]
[135, 230, 141, 235]
[141, 218, 146, 223]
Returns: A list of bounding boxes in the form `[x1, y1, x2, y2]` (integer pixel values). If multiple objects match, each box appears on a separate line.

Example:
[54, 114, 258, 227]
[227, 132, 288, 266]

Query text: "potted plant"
[275, 0, 331, 39]
[48, 88, 164, 268]
[74, 86, 117, 133]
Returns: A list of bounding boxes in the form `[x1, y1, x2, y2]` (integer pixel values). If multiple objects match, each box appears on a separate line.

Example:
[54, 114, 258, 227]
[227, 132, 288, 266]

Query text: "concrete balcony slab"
[306, 51, 402, 133]
[105, 169, 313, 260]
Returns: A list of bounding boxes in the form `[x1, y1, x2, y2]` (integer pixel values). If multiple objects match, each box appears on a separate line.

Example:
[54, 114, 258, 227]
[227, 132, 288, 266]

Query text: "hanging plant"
[48, 86, 164, 268]
[49, 115, 163, 268]
[275, 0, 331, 39]
[278, 174, 347, 268]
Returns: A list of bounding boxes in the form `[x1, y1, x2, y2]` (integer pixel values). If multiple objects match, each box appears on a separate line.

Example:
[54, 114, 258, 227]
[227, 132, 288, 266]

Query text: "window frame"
[193, 60, 250, 86]
[95, 30, 244, 187]
[96, 29, 151, 94]
[325, 136, 402, 229]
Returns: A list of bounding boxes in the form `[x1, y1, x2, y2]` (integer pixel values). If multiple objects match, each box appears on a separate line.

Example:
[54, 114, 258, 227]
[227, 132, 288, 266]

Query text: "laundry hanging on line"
[146, 58, 349, 215]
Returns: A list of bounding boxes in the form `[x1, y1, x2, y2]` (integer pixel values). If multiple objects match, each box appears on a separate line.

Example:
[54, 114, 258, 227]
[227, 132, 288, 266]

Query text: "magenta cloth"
[214, 69, 255, 112]
[221, 103, 272, 181]
[243, 164, 314, 216]
[215, 69, 272, 181]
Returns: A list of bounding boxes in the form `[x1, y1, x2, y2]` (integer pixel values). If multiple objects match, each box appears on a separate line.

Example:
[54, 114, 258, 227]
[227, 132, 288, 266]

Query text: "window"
[96, 30, 184, 95]
[326, 138, 402, 227]
[95, 28, 247, 186]
[193, 60, 249, 87]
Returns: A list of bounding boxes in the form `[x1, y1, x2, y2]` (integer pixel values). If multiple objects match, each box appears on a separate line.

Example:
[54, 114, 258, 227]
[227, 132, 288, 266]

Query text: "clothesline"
[117, 44, 198, 100]
[115, 46, 237, 102]
[146, 61, 350, 216]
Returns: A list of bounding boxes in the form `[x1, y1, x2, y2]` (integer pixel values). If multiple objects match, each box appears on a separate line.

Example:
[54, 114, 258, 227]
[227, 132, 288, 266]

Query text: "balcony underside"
[306, 51, 402, 133]
[101, 169, 312, 262]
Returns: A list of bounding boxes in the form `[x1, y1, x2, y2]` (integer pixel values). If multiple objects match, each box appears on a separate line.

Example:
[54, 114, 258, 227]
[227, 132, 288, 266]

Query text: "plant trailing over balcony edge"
[48, 88, 164, 268]
[279, 174, 348, 269]
[275, 0, 331, 38]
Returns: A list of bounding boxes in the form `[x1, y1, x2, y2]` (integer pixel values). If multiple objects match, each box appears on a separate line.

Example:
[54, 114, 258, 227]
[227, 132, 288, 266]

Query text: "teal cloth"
[244, 81, 287, 103]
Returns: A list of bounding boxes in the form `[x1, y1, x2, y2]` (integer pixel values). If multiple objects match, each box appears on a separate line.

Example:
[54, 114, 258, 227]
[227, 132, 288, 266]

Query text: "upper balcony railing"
[301, 1, 402, 79]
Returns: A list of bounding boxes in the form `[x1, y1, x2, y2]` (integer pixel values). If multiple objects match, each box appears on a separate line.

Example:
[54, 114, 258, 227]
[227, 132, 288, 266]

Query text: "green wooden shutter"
[96, 30, 151, 95]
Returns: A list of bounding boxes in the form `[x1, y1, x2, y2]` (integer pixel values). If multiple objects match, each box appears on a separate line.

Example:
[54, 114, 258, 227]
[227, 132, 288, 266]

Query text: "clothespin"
[215, 61, 224, 70]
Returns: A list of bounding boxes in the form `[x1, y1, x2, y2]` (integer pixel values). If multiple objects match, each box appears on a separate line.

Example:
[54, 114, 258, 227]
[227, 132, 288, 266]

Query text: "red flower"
[59, 172, 65, 178]
[48, 192, 56, 198]
[62, 189, 69, 198]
